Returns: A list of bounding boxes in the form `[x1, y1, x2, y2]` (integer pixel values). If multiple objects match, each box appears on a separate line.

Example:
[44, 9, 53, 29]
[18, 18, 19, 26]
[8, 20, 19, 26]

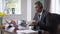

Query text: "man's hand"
[32, 20, 38, 25]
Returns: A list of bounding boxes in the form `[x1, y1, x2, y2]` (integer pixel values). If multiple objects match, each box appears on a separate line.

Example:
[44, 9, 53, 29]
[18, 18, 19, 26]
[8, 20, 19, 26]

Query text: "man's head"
[34, 1, 43, 13]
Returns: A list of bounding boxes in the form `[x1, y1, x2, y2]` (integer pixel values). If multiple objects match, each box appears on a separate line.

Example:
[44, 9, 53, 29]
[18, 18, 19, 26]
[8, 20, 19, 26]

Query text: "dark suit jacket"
[33, 10, 60, 33]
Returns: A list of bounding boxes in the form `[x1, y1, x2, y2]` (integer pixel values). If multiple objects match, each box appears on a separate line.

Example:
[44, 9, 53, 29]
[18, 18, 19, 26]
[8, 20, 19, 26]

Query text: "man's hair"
[35, 1, 43, 8]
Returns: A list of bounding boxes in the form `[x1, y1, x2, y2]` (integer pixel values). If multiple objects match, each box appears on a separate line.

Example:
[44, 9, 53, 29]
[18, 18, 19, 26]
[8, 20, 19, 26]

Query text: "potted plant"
[0, 12, 7, 29]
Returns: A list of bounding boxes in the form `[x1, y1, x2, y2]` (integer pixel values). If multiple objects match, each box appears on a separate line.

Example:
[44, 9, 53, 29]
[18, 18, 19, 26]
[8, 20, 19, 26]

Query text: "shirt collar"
[39, 10, 43, 16]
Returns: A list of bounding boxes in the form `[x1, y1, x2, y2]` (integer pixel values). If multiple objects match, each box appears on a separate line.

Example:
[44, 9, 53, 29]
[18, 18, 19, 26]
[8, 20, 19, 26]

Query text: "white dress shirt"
[38, 10, 45, 33]
[38, 10, 43, 21]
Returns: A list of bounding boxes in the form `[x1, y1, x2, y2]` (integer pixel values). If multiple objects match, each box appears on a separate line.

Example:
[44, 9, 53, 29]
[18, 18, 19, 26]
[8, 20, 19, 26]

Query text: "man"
[32, 1, 60, 34]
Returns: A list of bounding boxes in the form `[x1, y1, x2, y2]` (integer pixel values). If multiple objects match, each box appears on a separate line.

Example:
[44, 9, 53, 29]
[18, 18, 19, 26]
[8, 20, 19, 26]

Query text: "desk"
[16, 30, 38, 34]
[0, 28, 38, 34]
[0, 28, 16, 34]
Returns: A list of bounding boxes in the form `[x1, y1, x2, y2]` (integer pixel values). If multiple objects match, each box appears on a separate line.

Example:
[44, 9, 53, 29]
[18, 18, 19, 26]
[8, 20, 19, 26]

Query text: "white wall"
[27, 0, 31, 21]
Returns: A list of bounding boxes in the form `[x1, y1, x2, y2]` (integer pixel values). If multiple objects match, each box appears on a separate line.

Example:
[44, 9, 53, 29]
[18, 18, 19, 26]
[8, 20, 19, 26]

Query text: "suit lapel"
[41, 10, 48, 22]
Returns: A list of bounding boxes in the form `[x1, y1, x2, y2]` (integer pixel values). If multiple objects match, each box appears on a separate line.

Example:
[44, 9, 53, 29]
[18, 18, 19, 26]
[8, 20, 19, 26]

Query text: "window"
[50, 0, 60, 14]
[3, 0, 21, 14]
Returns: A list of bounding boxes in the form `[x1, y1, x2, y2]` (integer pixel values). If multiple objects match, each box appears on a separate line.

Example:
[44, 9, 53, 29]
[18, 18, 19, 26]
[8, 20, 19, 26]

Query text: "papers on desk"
[5, 23, 15, 32]
[5, 27, 15, 32]
[16, 30, 38, 34]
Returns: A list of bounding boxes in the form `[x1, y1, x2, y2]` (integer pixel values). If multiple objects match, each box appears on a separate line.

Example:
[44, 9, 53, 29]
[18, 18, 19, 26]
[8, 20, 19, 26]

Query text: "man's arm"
[32, 20, 48, 30]
[32, 20, 38, 30]
[38, 21, 48, 31]
[33, 13, 38, 20]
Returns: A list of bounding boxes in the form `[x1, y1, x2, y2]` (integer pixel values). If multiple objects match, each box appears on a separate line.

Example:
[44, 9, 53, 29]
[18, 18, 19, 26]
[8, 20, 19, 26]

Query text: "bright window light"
[0, 0, 3, 12]
[15, 0, 21, 14]
[50, 0, 60, 14]
[50, 0, 56, 13]
[3, 0, 21, 14]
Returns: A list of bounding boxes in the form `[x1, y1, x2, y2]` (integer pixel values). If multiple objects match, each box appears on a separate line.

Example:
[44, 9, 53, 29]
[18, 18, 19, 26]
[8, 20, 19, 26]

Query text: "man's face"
[34, 4, 42, 13]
